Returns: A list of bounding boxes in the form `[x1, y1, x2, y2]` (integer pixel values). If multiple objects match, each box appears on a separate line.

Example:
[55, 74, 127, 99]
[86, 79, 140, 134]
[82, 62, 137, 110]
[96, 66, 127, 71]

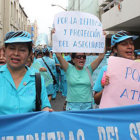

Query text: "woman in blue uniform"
[93, 30, 139, 105]
[33, 48, 56, 101]
[0, 31, 52, 115]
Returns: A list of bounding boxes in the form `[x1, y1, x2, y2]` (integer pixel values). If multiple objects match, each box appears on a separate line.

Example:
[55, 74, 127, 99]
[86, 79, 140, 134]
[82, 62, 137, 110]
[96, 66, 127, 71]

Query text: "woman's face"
[73, 53, 86, 70]
[114, 38, 135, 60]
[5, 43, 31, 71]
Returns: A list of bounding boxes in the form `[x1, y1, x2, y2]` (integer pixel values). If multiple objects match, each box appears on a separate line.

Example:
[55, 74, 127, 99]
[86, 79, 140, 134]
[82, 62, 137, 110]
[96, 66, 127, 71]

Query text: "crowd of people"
[0, 29, 139, 115]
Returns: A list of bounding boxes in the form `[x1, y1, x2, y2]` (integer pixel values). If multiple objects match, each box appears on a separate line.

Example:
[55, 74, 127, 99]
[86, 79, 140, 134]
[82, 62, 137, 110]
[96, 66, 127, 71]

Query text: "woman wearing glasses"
[56, 52, 105, 111]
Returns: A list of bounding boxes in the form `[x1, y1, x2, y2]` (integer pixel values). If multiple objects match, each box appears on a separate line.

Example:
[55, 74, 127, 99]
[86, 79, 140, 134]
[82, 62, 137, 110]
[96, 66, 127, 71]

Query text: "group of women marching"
[0, 29, 139, 115]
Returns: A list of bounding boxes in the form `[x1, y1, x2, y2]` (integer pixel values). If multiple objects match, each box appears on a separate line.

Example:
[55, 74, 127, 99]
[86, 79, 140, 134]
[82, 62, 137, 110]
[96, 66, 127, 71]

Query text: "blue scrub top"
[53, 53, 60, 64]
[36, 56, 56, 77]
[0, 65, 51, 115]
[34, 56, 56, 95]
[64, 55, 71, 62]
[93, 65, 107, 92]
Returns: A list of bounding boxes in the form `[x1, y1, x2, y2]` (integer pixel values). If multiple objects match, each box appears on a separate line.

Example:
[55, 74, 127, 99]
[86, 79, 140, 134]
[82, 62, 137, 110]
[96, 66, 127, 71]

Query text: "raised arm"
[91, 31, 106, 71]
[52, 28, 69, 71]
[55, 53, 69, 71]
[90, 53, 105, 71]
[94, 90, 103, 105]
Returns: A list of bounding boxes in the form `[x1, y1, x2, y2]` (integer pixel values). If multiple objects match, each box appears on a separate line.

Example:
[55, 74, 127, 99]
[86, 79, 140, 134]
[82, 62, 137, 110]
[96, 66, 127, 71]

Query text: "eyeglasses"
[75, 55, 86, 59]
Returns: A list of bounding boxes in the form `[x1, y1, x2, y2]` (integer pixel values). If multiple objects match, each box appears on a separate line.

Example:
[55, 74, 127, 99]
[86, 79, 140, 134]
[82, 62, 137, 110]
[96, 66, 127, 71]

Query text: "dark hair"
[71, 53, 76, 59]
[27, 42, 33, 54]
[43, 51, 49, 56]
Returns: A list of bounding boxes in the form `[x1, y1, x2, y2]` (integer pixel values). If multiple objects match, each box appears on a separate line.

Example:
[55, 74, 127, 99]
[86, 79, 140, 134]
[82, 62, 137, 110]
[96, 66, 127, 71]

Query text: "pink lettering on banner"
[100, 56, 140, 108]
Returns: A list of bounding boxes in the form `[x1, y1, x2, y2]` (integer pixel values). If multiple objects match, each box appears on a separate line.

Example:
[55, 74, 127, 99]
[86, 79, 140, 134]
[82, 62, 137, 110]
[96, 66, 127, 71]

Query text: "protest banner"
[100, 56, 140, 108]
[52, 11, 105, 53]
[0, 105, 140, 140]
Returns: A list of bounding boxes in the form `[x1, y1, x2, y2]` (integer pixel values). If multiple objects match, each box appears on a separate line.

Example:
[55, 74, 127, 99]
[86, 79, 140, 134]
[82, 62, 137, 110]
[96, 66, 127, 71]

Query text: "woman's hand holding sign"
[101, 72, 110, 87]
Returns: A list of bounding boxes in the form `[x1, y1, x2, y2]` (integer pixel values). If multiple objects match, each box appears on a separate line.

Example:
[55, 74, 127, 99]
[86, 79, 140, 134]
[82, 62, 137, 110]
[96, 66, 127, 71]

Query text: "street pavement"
[50, 92, 66, 111]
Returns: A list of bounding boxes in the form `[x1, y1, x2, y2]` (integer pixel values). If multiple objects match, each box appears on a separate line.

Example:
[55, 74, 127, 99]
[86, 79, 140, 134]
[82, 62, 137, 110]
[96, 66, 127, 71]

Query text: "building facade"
[27, 20, 38, 45]
[31, 20, 38, 44]
[0, 0, 30, 46]
[99, 0, 140, 49]
[67, 0, 99, 17]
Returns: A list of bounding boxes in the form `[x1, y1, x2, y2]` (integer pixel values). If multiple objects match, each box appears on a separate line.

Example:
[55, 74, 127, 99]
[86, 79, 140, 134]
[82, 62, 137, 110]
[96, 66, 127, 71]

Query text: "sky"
[19, 0, 67, 34]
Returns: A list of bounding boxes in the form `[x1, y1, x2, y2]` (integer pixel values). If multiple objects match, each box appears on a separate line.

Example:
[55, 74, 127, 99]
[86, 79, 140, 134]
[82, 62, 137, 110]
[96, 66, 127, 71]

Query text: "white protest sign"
[100, 56, 140, 108]
[52, 11, 105, 53]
